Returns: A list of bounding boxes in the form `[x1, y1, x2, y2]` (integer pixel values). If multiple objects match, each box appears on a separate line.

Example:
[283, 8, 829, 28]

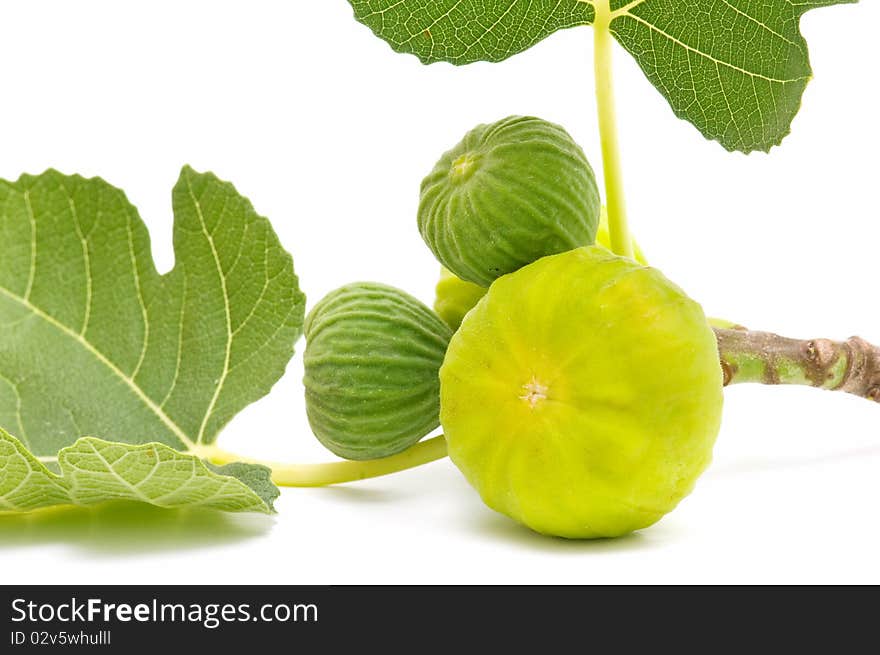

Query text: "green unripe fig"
[304, 282, 452, 460]
[419, 116, 601, 286]
[433, 207, 646, 330]
[440, 246, 723, 539]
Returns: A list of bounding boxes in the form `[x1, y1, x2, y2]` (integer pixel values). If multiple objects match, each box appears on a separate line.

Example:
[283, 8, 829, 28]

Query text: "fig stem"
[594, 1, 633, 259]
[715, 327, 880, 403]
[193, 435, 449, 487]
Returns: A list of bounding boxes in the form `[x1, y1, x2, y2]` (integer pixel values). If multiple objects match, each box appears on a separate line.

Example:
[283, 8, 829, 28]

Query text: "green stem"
[194, 435, 448, 487]
[594, 0, 633, 259]
[708, 317, 745, 330]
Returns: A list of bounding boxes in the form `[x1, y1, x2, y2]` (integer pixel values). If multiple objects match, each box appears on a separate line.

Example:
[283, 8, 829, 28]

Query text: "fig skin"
[433, 208, 646, 331]
[434, 267, 487, 331]
[439, 246, 723, 538]
[419, 116, 600, 287]
[304, 282, 452, 460]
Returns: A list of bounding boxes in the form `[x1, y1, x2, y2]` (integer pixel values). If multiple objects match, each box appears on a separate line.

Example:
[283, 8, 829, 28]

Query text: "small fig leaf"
[348, 0, 594, 65]
[609, 0, 857, 152]
[0, 430, 278, 513]
[347, 0, 856, 152]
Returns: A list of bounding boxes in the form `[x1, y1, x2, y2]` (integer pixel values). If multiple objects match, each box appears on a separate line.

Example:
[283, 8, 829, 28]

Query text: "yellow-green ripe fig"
[432, 208, 646, 331]
[419, 116, 601, 287]
[440, 247, 723, 539]
[596, 206, 647, 265]
[434, 267, 487, 331]
[304, 283, 452, 460]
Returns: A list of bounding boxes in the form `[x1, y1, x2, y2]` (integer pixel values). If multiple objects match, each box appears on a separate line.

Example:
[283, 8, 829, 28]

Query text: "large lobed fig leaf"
[347, 0, 857, 152]
[0, 167, 305, 513]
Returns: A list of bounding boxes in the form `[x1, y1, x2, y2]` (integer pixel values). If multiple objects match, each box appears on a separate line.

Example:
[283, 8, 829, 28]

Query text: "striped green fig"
[304, 283, 452, 460]
[419, 116, 601, 287]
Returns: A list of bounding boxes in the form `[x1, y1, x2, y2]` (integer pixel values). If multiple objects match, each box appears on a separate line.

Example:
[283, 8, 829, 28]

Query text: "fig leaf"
[0, 167, 305, 513]
[347, 0, 856, 152]
[0, 430, 279, 513]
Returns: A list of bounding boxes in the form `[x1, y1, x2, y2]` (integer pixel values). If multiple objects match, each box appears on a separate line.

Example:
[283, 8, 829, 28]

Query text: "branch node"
[716, 327, 880, 403]
[720, 359, 735, 386]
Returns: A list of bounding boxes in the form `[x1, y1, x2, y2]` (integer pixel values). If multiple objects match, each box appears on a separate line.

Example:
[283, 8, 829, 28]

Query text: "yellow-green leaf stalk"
[193, 436, 448, 487]
[594, 0, 632, 259]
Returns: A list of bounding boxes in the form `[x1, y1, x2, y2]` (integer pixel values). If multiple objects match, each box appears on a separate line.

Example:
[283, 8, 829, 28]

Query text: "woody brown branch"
[714, 327, 880, 403]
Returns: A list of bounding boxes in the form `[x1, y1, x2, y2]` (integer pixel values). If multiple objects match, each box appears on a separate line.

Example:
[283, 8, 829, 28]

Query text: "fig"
[419, 116, 601, 286]
[434, 266, 487, 331]
[433, 207, 646, 330]
[304, 282, 452, 460]
[439, 246, 723, 538]
[595, 205, 647, 265]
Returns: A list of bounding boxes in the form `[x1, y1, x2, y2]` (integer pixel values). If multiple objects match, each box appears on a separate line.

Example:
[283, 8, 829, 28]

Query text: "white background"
[1, 0, 878, 584]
